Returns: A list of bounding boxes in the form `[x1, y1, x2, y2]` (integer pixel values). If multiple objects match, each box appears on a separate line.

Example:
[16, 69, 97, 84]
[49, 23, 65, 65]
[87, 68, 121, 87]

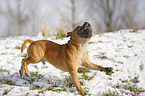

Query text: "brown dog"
[19, 22, 113, 95]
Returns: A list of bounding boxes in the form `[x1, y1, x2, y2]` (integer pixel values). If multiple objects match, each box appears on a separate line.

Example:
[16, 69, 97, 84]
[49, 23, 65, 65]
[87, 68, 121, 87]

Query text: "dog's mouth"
[66, 22, 92, 38]
[77, 22, 92, 38]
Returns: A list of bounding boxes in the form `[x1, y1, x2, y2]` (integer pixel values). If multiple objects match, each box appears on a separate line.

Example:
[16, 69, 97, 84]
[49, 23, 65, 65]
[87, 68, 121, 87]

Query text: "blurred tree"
[70, 0, 76, 29]
[0, 0, 39, 36]
[30, 0, 39, 34]
[121, 0, 138, 29]
[87, 0, 139, 32]
[17, 0, 22, 35]
[59, 0, 85, 29]
[70, 0, 87, 29]
[0, 0, 144, 36]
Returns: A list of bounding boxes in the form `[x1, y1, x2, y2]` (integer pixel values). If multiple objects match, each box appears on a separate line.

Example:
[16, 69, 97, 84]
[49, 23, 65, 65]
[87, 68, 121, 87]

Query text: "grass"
[55, 12, 72, 39]
[99, 78, 145, 96]
[98, 40, 104, 43]
[41, 20, 53, 37]
[34, 67, 96, 95]
[55, 27, 66, 39]
[129, 29, 139, 33]
[1, 53, 7, 55]
[112, 78, 145, 95]
[11, 72, 19, 77]
[64, 75, 76, 87]
[78, 67, 90, 74]
[21, 53, 27, 58]
[0, 78, 15, 85]
[81, 73, 97, 81]
[25, 72, 44, 83]
[0, 68, 10, 74]
[3, 89, 10, 95]
[97, 55, 108, 59]
[105, 71, 114, 76]
[15, 46, 21, 49]
[0, 69, 16, 85]
[99, 90, 119, 96]
[0, 65, 143, 96]
[38, 86, 68, 93]
[78, 67, 97, 81]
[93, 52, 108, 60]
[37, 75, 78, 95]
[88, 41, 95, 44]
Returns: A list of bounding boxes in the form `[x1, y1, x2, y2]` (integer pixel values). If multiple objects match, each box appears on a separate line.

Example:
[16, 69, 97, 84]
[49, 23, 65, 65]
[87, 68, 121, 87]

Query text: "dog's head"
[67, 22, 92, 42]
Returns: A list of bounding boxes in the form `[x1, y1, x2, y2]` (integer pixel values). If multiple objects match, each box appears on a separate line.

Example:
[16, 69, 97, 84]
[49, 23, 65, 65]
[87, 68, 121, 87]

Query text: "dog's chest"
[77, 47, 87, 63]
[79, 44, 88, 56]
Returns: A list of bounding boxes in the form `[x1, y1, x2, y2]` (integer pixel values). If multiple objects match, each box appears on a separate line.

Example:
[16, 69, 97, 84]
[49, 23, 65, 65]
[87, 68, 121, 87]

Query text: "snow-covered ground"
[0, 30, 145, 96]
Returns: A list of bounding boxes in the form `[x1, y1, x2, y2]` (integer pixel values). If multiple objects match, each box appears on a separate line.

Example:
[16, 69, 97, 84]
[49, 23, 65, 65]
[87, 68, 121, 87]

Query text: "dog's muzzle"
[77, 22, 92, 38]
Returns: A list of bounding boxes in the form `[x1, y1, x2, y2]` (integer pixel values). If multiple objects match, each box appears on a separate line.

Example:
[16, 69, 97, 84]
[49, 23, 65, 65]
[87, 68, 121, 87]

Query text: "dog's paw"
[19, 70, 23, 76]
[104, 67, 114, 75]
[80, 89, 88, 95]
[25, 72, 30, 77]
[104, 67, 113, 73]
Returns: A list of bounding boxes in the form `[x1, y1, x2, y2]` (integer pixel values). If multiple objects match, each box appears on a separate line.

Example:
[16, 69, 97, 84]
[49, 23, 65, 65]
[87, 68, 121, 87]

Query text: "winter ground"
[0, 29, 145, 96]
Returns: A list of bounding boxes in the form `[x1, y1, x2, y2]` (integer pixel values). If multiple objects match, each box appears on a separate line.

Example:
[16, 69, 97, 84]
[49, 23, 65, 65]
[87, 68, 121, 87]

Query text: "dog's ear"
[66, 32, 72, 37]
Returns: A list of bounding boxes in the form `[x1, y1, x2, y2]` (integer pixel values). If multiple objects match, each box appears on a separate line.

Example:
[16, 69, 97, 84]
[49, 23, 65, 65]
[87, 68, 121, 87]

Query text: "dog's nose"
[83, 22, 91, 27]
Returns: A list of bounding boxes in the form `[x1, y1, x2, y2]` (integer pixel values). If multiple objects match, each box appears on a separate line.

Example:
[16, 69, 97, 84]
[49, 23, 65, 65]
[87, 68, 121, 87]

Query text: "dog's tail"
[21, 39, 34, 53]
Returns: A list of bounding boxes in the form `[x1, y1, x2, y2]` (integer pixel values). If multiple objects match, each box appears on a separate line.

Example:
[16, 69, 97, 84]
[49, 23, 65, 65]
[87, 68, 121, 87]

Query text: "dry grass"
[55, 25, 67, 39]
[55, 12, 72, 39]
[41, 20, 53, 37]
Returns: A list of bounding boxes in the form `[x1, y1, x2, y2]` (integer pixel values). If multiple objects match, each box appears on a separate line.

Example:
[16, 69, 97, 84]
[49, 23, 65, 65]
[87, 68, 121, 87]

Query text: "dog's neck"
[67, 38, 88, 53]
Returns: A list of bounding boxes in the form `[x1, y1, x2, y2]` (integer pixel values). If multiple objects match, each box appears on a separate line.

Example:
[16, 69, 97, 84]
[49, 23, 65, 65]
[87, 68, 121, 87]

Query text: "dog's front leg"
[82, 52, 113, 73]
[82, 62, 113, 73]
[69, 70, 87, 95]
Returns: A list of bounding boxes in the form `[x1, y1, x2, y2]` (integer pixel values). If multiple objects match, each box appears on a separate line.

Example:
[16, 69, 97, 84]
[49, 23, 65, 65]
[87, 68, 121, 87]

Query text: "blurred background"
[0, 0, 145, 37]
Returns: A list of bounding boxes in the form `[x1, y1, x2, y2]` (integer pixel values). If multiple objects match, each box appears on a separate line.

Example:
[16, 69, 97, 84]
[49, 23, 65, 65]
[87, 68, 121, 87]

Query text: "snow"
[0, 29, 145, 96]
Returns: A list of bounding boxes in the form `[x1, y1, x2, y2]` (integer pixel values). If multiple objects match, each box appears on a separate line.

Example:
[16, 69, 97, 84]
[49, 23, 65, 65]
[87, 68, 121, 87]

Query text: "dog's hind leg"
[20, 56, 40, 77]
[40, 57, 46, 65]
[19, 59, 25, 76]
[19, 58, 31, 77]
[22, 56, 39, 77]
[23, 58, 30, 77]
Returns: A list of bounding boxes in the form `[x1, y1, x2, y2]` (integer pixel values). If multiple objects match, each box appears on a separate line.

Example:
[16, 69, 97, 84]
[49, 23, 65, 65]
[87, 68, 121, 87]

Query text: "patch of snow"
[0, 30, 145, 95]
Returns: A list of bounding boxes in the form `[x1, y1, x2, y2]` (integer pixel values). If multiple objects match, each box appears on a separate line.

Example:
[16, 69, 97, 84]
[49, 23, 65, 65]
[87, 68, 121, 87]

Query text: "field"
[0, 29, 145, 96]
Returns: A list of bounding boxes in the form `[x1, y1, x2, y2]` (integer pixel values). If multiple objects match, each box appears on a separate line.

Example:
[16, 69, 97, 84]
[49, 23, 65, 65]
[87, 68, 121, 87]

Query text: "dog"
[19, 22, 113, 95]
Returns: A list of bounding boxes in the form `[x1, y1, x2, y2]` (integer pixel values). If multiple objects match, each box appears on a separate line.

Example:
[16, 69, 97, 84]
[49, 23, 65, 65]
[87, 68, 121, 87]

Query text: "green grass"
[98, 40, 104, 43]
[35, 67, 96, 95]
[0, 68, 10, 74]
[105, 71, 114, 76]
[88, 41, 95, 44]
[0, 79, 15, 85]
[112, 78, 145, 95]
[15, 46, 21, 49]
[129, 29, 138, 33]
[21, 53, 27, 58]
[77, 67, 97, 81]
[99, 89, 119, 96]
[3, 89, 10, 95]
[38, 87, 68, 93]
[1, 53, 7, 55]
[55, 27, 66, 39]
[93, 52, 107, 60]
[81, 73, 97, 81]
[78, 67, 90, 74]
